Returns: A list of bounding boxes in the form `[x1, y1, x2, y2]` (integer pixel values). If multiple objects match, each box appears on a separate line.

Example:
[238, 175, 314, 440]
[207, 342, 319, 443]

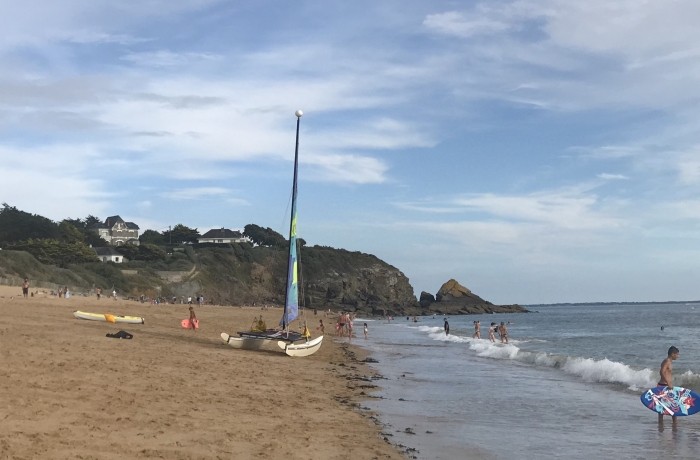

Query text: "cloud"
[597, 173, 628, 180]
[121, 51, 222, 68]
[452, 190, 622, 230]
[423, 11, 510, 38]
[676, 153, 700, 185]
[314, 117, 436, 151]
[161, 187, 231, 200]
[417, 1, 700, 114]
[305, 153, 389, 184]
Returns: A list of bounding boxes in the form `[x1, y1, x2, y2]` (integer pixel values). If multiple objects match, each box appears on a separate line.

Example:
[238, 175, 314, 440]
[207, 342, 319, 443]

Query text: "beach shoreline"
[0, 284, 406, 459]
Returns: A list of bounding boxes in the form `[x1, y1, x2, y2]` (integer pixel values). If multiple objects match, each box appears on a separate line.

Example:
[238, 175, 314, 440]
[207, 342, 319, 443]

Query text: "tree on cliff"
[10, 238, 98, 267]
[243, 224, 286, 247]
[0, 203, 59, 243]
[63, 215, 106, 247]
[116, 243, 167, 261]
[164, 224, 200, 244]
[140, 229, 167, 245]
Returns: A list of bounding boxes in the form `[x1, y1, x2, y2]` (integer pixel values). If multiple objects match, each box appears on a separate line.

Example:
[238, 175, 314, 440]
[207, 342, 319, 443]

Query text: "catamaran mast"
[282, 109, 303, 332]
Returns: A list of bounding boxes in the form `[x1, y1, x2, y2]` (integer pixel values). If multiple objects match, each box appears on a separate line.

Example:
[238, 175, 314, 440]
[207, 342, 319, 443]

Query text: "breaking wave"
[419, 326, 700, 391]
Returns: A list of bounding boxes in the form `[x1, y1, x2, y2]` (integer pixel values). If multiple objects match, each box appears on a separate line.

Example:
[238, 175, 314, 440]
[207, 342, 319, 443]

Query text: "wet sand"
[0, 285, 405, 459]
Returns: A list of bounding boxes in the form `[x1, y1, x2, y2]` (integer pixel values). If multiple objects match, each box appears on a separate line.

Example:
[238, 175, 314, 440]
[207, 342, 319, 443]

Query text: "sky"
[2, 1, 700, 304]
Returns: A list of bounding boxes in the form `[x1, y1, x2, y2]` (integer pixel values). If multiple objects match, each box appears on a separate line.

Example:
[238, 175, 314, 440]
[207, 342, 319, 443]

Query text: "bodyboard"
[640, 386, 700, 416]
[181, 318, 199, 329]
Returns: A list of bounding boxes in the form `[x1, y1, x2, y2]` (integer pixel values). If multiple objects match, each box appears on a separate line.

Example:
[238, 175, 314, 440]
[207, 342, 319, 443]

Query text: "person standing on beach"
[658, 346, 680, 426]
[363, 322, 368, 339]
[188, 306, 198, 332]
[318, 319, 325, 335]
[473, 321, 481, 339]
[498, 322, 509, 344]
[22, 278, 29, 298]
[444, 318, 450, 336]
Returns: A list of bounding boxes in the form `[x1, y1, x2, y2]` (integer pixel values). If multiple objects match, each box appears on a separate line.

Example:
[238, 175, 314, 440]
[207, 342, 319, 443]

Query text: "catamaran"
[220, 110, 323, 357]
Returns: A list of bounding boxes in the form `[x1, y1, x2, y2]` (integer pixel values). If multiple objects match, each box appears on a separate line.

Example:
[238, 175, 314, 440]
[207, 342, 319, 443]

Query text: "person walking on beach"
[302, 321, 311, 342]
[473, 321, 481, 339]
[444, 318, 450, 336]
[658, 346, 680, 426]
[188, 306, 198, 332]
[336, 312, 346, 337]
[498, 322, 509, 344]
[22, 278, 29, 298]
[318, 319, 325, 335]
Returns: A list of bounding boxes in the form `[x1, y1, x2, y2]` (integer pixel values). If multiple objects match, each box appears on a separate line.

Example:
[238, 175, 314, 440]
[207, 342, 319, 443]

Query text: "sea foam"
[421, 327, 673, 390]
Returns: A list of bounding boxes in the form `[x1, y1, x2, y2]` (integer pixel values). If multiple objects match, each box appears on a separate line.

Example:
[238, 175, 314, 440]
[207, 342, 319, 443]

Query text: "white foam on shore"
[561, 357, 655, 390]
[419, 327, 683, 390]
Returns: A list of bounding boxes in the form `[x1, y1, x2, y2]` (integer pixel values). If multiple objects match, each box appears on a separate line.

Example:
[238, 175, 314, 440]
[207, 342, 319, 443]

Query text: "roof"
[94, 215, 139, 230]
[104, 215, 125, 227]
[200, 228, 243, 239]
[93, 247, 124, 256]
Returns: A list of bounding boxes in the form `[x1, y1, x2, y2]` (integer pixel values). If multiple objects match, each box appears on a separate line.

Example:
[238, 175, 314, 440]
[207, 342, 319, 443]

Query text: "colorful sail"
[281, 112, 302, 329]
[284, 205, 299, 326]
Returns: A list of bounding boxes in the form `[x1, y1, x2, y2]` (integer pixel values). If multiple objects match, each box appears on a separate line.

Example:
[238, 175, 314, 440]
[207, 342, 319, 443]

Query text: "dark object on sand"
[106, 330, 133, 339]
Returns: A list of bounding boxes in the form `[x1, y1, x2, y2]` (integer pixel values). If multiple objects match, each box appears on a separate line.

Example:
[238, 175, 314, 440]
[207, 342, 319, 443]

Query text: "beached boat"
[220, 110, 323, 357]
[73, 310, 144, 324]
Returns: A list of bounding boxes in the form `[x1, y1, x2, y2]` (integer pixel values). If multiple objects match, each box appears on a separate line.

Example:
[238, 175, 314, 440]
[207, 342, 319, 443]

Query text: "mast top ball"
[295, 110, 303, 118]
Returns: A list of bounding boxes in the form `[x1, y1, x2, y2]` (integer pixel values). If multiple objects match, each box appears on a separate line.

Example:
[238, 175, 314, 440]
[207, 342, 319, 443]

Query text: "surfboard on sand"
[181, 318, 199, 329]
[640, 385, 700, 416]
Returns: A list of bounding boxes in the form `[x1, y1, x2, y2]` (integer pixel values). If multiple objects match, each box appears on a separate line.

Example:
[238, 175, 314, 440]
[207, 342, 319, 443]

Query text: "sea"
[350, 303, 700, 460]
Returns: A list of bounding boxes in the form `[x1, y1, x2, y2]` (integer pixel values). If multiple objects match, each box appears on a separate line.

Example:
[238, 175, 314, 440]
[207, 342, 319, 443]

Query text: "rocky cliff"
[185, 245, 417, 317]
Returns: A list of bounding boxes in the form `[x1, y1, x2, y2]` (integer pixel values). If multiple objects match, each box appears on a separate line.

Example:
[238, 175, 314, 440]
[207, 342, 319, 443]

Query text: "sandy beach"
[0, 284, 405, 459]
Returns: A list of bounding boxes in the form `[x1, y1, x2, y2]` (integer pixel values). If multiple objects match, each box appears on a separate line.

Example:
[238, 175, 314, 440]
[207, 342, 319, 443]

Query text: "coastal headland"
[0, 249, 528, 318]
[0, 284, 406, 459]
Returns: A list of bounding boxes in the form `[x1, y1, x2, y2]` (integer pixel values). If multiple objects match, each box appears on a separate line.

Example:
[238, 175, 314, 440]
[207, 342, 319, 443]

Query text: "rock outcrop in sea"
[416, 279, 528, 315]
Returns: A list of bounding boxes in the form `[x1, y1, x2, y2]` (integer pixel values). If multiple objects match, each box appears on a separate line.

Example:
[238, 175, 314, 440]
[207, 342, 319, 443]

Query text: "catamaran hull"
[220, 332, 323, 357]
[279, 335, 324, 357]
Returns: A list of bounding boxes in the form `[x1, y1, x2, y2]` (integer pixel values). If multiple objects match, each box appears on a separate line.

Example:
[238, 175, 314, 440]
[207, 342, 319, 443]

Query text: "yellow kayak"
[73, 310, 144, 324]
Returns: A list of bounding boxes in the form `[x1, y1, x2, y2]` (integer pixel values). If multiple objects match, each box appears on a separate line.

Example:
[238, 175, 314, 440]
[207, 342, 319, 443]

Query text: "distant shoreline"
[527, 300, 700, 307]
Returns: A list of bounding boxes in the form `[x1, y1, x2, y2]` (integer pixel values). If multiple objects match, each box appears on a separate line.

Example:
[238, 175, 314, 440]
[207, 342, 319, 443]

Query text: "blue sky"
[2, 1, 700, 304]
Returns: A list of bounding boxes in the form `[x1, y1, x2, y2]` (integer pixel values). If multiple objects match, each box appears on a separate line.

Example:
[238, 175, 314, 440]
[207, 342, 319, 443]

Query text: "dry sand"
[0, 285, 405, 459]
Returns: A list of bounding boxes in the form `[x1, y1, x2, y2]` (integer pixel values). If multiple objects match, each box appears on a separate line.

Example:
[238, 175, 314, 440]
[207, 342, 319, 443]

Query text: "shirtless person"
[473, 321, 481, 339]
[658, 346, 680, 425]
[498, 322, 509, 344]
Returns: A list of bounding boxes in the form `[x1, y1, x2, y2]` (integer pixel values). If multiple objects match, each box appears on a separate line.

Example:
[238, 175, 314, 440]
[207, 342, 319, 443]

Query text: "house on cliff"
[93, 246, 126, 263]
[198, 228, 251, 244]
[92, 215, 140, 246]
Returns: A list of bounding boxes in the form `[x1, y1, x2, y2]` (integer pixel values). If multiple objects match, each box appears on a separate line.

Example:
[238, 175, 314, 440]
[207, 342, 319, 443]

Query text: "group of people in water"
[473, 320, 509, 343]
[442, 317, 510, 343]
